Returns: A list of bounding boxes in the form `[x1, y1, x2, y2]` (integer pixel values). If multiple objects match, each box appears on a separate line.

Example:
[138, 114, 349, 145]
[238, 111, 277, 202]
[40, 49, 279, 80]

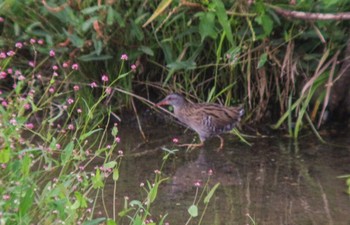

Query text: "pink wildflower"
[0, 17, 4, 22]
[30, 38, 36, 44]
[115, 136, 121, 143]
[77, 108, 82, 113]
[105, 87, 112, 95]
[172, 138, 179, 143]
[56, 144, 61, 149]
[28, 61, 35, 67]
[90, 82, 97, 88]
[15, 42, 23, 49]
[73, 85, 80, 91]
[49, 87, 55, 93]
[101, 74, 109, 82]
[7, 51, 15, 56]
[120, 54, 128, 60]
[0, 71, 7, 79]
[72, 63, 79, 70]
[38, 39, 44, 45]
[0, 52, 6, 58]
[68, 124, 75, 130]
[18, 75, 25, 81]
[131, 64, 137, 72]
[49, 50, 55, 57]
[9, 118, 17, 126]
[2, 195, 10, 201]
[67, 98, 74, 105]
[194, 181, 201, 187]
[52, 65, 58, 70]
[25, 123, 34, 129]
[24, 103, 31, 110]
[2, 101, 8, 107]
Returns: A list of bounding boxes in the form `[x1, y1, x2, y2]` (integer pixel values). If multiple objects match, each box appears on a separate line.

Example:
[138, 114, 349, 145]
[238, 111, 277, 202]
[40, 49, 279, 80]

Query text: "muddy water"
[94, 124, 350, 225]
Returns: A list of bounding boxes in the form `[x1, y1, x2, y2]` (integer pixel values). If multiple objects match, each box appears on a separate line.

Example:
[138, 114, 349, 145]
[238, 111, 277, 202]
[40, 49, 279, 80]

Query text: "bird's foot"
[215, 135, 224, 152]
[178, 142, 204, 151]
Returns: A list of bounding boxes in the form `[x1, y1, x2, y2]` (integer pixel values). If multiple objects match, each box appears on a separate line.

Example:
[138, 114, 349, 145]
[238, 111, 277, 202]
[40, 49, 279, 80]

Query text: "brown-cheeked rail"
[156, 93, 244, 150]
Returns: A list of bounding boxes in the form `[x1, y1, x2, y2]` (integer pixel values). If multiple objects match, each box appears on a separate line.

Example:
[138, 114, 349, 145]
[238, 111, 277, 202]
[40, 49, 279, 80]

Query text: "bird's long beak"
[155, 99, 168, 107]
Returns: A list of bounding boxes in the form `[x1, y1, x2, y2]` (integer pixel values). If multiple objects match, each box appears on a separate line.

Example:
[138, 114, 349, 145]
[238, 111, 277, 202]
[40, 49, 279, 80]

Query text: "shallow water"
[94, 124, 350, 225]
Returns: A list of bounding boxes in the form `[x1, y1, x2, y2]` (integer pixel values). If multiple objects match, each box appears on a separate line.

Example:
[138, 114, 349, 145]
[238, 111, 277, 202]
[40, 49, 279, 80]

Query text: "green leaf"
[107, 7, 115, 25]
[261, 14, 273, 36]
[257, 52, 268, 69]
[81, 5, 105, 15]
[188, 204, 198, 217]
[0, 146, 10, 163]
[92, 168, 104, 189]
[79, 128, 103, 141]
[82, 218, 107, 225]
[133, 215, 143, 225]
[82, 16, 99, 32]
[78, 53, 113, 61]
[104, 161, 117, 169]
[19, 188, 34, 217]
[112, 127, 118, 136]
[197, 11, 217, 42]
[138, 45, 154, 56]
[61, 141, 74, 165]
[167, 61, 197, 71]
[113, 168, 119, 181]
[118, 208, 133, 217]
[204, 183, 220, 203]
[149, 183, 158, 203]
[71, 191, 88, 209]
[21, 155, 32, 177]
[213, 0, 234, 45]
[63, 30, 84, 48]
[106, 219, 117, 225]
[143, 0, 173, 27]
[113, 11, 125, 27]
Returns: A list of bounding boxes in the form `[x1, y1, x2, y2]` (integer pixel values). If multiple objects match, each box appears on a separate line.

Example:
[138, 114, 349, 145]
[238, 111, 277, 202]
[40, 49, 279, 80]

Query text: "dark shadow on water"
[93, 124, 350, 225]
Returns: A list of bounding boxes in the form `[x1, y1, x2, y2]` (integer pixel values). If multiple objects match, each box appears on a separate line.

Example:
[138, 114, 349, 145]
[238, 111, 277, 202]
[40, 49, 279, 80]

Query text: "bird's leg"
[216, 135, 224, 151]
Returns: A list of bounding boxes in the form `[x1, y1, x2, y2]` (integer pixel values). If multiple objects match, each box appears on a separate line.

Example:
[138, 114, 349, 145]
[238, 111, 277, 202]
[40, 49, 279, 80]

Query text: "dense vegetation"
[1, 0, 350, 224]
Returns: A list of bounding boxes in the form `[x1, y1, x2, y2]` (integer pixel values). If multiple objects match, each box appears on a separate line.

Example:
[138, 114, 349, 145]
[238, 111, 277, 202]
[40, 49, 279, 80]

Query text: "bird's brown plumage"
[156, 93, 244, 149]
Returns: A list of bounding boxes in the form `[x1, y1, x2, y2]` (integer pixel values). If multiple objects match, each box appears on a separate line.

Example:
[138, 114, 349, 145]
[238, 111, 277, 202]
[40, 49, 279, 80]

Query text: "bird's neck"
[173, 101, 192, 117]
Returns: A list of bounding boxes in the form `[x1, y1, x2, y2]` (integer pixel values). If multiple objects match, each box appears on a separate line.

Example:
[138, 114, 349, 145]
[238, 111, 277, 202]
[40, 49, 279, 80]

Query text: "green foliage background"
[1, 0, 350, 134]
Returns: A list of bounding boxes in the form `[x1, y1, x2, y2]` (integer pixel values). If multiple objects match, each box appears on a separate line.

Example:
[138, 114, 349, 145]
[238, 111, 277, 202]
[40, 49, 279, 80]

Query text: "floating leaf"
[188, 204, 198, 217]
